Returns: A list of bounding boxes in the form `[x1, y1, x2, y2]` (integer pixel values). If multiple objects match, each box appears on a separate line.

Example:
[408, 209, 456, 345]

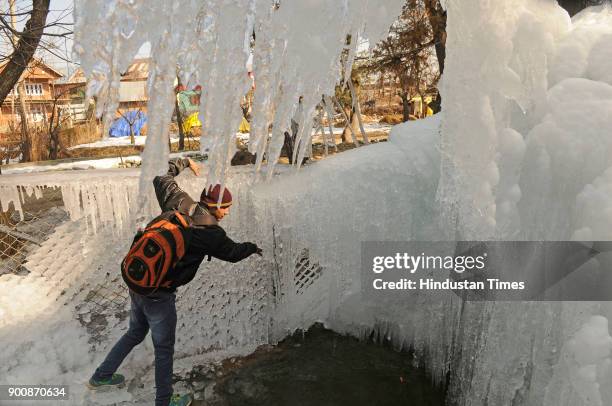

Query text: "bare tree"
[334, 76, 359, 145]
[116, 106, 145, 145]
[0, 0, 50, 104]
[361, 0, 438, 122]
[1, 0, 74, 163]
[47, 87, 71, 160]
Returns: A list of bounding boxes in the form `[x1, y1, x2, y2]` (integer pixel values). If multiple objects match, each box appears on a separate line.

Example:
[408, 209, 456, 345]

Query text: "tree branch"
[0, 0, 51, 105]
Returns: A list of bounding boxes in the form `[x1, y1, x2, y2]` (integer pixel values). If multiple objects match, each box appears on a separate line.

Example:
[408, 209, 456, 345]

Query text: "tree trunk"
[175, 77, 185, 151]
[401, 93, 411, 122]
[322, 95, 338, 152]
[16, 82, 32, 162]
[317, 108, 328, 156]
[0, 0, 51, 105]
[348, 79, 368, 144]
[341, 107, 352, 144]
[424, 0, 446, 114]
[282, 131, 294, 164]
[176, 99, 185, 151]
[48, 103, 58, 160]
[340, 106, 359, 146]
[424, 0, 447, 75]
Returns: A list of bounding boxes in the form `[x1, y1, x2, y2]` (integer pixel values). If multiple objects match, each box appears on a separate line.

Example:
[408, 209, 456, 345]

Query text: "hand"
[187, 158, 200, 176]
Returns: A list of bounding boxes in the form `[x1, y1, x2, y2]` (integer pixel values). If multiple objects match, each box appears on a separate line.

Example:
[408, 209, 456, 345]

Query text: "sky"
[0, 0, 74, 74]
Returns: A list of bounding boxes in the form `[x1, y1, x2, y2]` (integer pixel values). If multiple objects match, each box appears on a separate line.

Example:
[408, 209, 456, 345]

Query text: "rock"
[231, 150, 256, 165]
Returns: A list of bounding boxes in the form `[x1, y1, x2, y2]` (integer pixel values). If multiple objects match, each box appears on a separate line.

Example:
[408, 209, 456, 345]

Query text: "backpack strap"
[174, 212, 190, 227]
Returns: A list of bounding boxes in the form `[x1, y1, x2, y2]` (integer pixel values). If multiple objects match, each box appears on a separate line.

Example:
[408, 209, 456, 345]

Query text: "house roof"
[56, 58, 151, 85]
[0, 61, 64, 84]
[121, 57, 150, 81]
[0, 58, 64, 81]
[56, 67, 87, 85]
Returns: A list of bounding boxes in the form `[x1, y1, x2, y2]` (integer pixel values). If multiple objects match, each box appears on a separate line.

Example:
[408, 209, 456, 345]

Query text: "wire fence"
[0, 187, 68, 276]
[1, 187, 323, 346]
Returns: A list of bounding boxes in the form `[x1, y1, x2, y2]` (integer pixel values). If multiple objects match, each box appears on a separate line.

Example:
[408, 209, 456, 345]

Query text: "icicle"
[74, 0, 405, 195]
[0, 185, 24, 220]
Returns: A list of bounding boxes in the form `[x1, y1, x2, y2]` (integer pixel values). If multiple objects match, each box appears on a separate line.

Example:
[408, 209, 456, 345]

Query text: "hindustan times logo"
[372, 252, 488, 274]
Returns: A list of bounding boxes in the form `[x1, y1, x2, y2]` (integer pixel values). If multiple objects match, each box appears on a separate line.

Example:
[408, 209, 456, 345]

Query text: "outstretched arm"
[190, 225, 261, 263]
[212, 233, 261, 263]
[153, 158, 200, 212]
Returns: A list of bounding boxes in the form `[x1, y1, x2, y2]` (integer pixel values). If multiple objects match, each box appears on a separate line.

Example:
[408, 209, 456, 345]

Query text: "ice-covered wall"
[2, 1, 612, 406]
[0, 124, 442, 404]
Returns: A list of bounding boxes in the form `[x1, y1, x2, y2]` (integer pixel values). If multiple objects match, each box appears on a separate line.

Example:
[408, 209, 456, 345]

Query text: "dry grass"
[378, 114, 404, 125]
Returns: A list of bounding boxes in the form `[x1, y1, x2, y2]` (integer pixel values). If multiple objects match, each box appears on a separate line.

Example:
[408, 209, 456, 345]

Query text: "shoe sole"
[172, 397, 193, 406]
[86, 381, 126, 390]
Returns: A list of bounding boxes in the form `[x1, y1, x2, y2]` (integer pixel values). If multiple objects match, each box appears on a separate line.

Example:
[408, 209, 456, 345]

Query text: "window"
[24, 83, 43, 96]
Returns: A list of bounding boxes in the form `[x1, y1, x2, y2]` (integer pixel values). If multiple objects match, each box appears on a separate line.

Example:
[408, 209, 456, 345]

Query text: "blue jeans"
[92, 290, 177, 406]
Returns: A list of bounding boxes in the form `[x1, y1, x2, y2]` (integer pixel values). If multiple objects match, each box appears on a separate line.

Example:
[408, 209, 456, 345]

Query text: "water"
[195, 323, 445, 406]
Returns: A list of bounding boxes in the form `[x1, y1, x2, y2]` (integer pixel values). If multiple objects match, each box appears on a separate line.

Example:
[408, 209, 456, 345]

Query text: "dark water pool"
[191, 323, 445, 406]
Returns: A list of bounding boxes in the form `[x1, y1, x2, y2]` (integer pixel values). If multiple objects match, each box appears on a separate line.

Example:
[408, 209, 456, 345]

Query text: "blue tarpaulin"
[109, 111, 147, 137]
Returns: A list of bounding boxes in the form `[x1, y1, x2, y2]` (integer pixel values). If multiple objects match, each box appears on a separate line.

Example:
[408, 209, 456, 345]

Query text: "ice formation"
[72, 0, 405, 207]
[2, 1, 612, 405]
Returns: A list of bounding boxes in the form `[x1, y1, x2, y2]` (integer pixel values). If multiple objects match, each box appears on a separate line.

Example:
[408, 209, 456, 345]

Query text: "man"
[88, 157, 261, 406]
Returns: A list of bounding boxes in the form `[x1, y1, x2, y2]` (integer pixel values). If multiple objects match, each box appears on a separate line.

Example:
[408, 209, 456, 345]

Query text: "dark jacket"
[152, 158, 258, 291]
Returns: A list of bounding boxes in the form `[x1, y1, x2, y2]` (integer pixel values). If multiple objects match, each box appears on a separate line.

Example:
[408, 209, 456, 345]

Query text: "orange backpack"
[121, 211, 191, 295]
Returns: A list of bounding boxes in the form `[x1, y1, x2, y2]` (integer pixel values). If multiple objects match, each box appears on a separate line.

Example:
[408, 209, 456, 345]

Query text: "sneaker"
[87, 373, 125, 389]
[169, 393, 193, 406]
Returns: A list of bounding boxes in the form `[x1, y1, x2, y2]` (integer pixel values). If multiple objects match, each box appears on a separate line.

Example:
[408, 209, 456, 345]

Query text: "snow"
[1, 156, 142, 175]
[68, 136, 149, 149]
[0, 152, 200, 176]
[67, 123, 392, 150]
[2, 2, 612, 406]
